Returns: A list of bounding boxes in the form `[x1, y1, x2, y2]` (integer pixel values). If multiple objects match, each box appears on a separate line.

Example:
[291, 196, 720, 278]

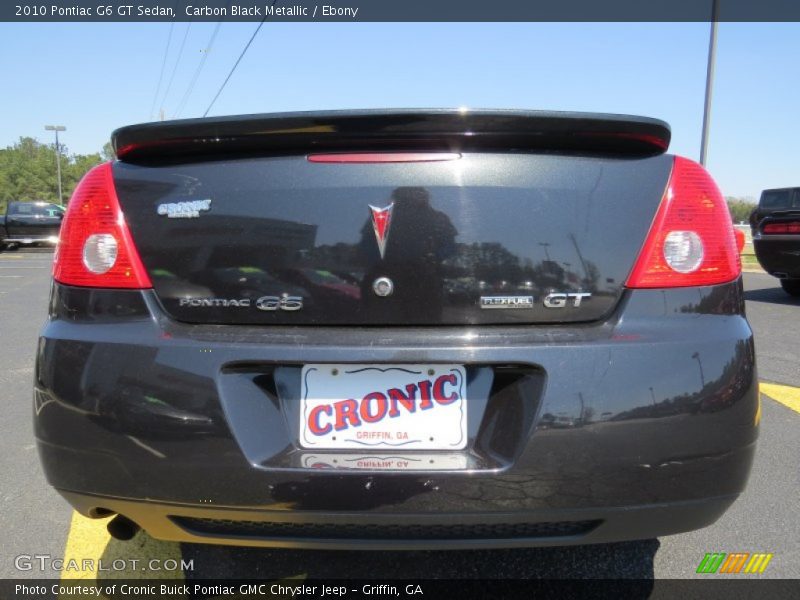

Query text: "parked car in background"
[0, 201, 64, 250]
[750, 187, 800, 296]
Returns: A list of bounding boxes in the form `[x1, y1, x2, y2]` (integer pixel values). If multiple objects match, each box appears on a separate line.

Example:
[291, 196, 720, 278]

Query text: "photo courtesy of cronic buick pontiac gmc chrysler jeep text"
[34, 110, 757, 549]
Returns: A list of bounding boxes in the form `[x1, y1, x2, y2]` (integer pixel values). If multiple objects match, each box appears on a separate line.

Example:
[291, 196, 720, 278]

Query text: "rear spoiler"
[112, 109, 670, 162]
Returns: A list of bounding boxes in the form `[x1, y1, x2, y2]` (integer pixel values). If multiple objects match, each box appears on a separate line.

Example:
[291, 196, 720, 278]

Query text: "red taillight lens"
[763, 222, 800, 234]
[625, 156, 740, 289]
[307, 153, 461, 163]
[734, 228, 746, 253]
[53, 162, 152, 289]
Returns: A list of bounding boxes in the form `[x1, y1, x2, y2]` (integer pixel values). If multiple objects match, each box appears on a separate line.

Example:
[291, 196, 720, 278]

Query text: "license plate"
[299, 364, 467, 450]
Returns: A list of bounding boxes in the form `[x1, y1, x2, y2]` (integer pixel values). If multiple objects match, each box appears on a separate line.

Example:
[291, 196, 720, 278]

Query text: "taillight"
[734, 228, 746, 253]
[53, 162, 152, 289]
[307, 153, 461, 163]
[625, 156, 740, 288]
[763, 222, 800, 234]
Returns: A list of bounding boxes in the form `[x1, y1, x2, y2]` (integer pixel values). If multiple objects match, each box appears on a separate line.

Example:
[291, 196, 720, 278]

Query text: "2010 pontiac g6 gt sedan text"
[35, 110, 758, 549]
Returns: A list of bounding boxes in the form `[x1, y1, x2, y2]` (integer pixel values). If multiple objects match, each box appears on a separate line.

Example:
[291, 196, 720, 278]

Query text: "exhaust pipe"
[107, 515, 140, 541]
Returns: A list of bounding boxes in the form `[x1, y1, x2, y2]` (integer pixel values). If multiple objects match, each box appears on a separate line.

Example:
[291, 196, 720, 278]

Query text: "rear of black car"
[34, 110, 757, 549]
[750, 187, 800, 295]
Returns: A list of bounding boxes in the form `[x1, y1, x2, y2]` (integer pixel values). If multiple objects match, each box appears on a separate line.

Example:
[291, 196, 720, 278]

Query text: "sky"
[1, 21, 798, 199]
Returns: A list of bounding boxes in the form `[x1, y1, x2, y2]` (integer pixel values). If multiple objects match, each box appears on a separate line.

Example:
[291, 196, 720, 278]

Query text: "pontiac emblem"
[369, 203, 394, 259]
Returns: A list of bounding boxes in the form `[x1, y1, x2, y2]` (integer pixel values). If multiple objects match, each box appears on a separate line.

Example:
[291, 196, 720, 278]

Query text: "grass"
[740, 251, 763, 270]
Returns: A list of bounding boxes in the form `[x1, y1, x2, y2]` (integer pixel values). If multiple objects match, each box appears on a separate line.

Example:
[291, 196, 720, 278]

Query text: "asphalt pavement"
[1, 251, 797, 581]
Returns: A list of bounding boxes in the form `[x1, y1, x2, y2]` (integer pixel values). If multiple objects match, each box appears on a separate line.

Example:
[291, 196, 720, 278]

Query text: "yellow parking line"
[761, 382, 800, 415]
[61, 511, 183, 581]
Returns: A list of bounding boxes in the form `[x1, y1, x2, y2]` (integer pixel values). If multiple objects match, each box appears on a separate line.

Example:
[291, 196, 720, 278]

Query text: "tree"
[726, 196, 757, 224]
[0, 137, 103, 213]
[101, 141, 115, 161]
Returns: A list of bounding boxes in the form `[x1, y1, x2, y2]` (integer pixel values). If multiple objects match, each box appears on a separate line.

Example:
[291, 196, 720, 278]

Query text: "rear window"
[759, 189, 800, 210]
[8, 203, 64, 217]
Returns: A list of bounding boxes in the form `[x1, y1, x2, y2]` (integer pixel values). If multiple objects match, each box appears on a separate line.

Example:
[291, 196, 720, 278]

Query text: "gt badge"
[543, 292, 592, 308]
[369, 203, 394, 259]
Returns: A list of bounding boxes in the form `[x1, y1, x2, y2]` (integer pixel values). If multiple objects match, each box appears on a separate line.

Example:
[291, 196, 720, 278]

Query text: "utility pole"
[699, 0, 719, 166]
[692, 352, 706, 388]
[538, 242, 552, 262]
[45, 125, 66, 205]
[568, 232, 590, 285]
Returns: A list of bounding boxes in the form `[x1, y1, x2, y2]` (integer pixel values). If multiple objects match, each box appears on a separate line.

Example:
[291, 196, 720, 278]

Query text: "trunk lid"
[111, 110, 672, 326]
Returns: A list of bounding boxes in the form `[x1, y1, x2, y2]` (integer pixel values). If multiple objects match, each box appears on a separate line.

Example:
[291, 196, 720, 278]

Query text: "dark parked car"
[0, 201, 64, 250]
[750, 187, 800, 296]
[35, 110, 757, 549]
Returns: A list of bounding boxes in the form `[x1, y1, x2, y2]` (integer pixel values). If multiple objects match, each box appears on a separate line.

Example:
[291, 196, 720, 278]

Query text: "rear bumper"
[753, 236, 800, 278]
[35, 280, 758, 548]
[58, 489, 742, 550]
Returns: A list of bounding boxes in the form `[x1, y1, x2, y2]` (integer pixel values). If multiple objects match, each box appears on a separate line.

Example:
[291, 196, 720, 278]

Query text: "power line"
[174, 22, 223, 118]
[203, 7, 272, 118]
[149, 18, 174, 120]
[157, 19, 193, 117]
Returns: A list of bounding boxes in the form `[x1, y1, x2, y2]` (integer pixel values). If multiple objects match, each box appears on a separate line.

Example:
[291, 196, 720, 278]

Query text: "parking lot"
[1, 250, 798, 581]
